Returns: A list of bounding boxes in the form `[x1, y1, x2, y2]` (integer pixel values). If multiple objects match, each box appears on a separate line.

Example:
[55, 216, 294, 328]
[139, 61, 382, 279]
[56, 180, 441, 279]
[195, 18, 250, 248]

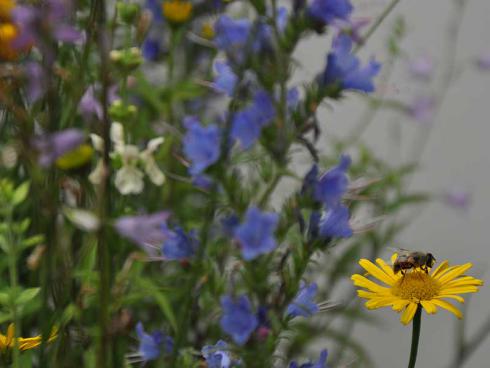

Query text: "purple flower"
[24, 62, 46, 103]
[234, 206, 279, 261]
[220, 295, 258, 345]
[307, 0, 353, 25]
[476, 52, 490, 70]
[183, 117, 221, 175]
[289, 349, 329, 368]
[161, 226, 199, 260]
[201, 340, 232, 368]
[78, 86, 103, 121]
[320, 34, 381, 93]
[319, 205, 352, 238]
[443, 189, 471, 211]
[114, 212, 170, 255]
[212, 61, 238, 96]
[314, 155, 351, 206]
[33, 128, 85, 167]
[134, 322, 173, 362]
[286, 282, 319, 318]
[408, 55, 433, 81]
[407, 96, 435, 123]
[231, 90, 276, 149]
[12, 0, 82, 54]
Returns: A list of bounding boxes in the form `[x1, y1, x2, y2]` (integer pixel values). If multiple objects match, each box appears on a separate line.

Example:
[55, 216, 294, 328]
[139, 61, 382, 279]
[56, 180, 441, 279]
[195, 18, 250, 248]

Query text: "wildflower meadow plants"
[0, 0, 488, 367]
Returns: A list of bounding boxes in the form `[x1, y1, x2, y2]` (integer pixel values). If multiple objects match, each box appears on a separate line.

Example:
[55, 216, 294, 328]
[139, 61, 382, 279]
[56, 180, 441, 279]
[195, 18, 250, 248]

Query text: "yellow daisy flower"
[0, 324, 57, 351]
[351, 254, 483, 325]
[162, 0, 192, 24]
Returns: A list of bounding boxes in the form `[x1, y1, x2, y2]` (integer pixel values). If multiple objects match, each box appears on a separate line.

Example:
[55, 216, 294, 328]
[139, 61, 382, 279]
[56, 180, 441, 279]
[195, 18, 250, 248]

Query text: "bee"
[392, 249, 436, 275]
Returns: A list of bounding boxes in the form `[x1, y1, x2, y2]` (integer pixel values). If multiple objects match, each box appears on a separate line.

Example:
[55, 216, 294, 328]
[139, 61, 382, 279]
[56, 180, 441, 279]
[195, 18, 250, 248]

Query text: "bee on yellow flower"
[351, 252, 483, 325]
[162, 0, 192, 24]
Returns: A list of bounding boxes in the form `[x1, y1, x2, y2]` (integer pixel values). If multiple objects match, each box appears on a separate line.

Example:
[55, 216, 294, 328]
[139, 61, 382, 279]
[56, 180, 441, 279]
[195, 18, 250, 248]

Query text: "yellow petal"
[359, 259, 396, 285]
[443, 276, 483, 288]
[392, 299, 410, 311]
[430, 299, 462, 319]
[420, 300, 438, 314]
[400, 303, 418, 325]
[435, 294, 465, 303]
[437, 263, 473, 284]
[351, 274, 391, 293]
[439, 286, 480, 295]
[391, 253, 398, 265]
[365, 297, 397, 310]
[6, 324, 14, 346]
[18, 336, 42, 351]
[357, 290, 379, 299]
[430, 260, 449, 278]
[376, 258, 398, 279]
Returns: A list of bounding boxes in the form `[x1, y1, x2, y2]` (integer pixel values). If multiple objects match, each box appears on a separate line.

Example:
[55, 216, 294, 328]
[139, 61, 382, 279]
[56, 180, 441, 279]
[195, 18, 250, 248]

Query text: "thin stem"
[6, 211, 20, 368]
[354, 0, 403, 54]
[95, 0, 112, 366]
[408, 306, 422, 368]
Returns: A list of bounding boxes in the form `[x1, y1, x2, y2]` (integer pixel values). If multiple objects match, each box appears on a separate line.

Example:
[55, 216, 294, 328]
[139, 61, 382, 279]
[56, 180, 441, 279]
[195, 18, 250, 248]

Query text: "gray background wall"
[287, 0, 489, 366]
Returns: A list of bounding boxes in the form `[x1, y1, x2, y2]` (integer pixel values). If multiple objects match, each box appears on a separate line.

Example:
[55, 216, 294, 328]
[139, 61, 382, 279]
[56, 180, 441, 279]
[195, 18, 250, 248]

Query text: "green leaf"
[12, 182, 30, 206]
[134, 277, 178, 333]
[0, 292, 9, 305]
[16, 287, 40, 305]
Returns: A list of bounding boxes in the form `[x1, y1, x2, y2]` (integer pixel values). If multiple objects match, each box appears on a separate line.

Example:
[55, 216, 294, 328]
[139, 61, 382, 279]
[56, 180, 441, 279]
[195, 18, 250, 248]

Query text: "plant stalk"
[408, 306, 422, 368]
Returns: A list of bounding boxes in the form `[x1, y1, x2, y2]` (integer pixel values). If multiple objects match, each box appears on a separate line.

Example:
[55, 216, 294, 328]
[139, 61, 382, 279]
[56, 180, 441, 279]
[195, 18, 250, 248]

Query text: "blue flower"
[320, 34, 381, 93]
[134, 322, 173, 362]
[142, 36, 161, 61]
[201, 340, 232, 368]
[220, 295, 258, 345]
[231, 90, 276, 149]
[314, 155, 351, 206]
[319, 204, 352, 238]
[212, 61, 237, 96]
[161, 226, 199, 260]
[289, 349, 329, 368]
[286, 282, 319, 318]
[301, 164, 319, 196]
[214, 16, 251, 53]
[234, 206, 279, 260]
[307, 0, 353, 25]
[183, 117, 221, 175]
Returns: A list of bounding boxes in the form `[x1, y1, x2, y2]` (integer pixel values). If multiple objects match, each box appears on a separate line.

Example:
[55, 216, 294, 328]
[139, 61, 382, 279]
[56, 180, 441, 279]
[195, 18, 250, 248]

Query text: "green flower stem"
[408, 306, 422, 368]
[354, 0, 403, 54]
[6, 211, 20, 368]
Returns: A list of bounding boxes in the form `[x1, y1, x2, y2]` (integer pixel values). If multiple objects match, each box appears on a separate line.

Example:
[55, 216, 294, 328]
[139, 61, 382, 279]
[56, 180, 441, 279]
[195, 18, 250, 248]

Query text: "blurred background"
[280, 0, 490, 366]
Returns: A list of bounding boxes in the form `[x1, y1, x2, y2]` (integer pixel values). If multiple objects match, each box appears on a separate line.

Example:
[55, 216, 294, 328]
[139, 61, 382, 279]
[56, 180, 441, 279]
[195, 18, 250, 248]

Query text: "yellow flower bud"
[162, 0, 192, 24]
[56, 144, 94, 170]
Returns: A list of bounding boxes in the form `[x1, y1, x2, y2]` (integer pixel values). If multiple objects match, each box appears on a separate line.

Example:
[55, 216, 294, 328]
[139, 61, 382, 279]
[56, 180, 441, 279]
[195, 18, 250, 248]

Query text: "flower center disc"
[391, 271, 440, 301]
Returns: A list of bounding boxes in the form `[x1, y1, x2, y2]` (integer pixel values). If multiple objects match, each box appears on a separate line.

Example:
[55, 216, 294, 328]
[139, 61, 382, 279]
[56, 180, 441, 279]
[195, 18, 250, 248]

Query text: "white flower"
[115, 144, 145, 194]
[141, 137, 165, 185]
[89, 123, 165, 195]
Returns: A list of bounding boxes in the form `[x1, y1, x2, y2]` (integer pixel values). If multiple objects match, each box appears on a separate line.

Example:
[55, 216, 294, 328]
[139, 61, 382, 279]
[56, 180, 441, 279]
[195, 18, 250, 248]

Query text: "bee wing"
[387, 246, 415, 255]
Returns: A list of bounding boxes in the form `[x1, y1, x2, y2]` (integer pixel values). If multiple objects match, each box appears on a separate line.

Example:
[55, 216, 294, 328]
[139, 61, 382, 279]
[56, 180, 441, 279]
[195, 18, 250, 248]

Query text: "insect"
[392, 249, 436, 275]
